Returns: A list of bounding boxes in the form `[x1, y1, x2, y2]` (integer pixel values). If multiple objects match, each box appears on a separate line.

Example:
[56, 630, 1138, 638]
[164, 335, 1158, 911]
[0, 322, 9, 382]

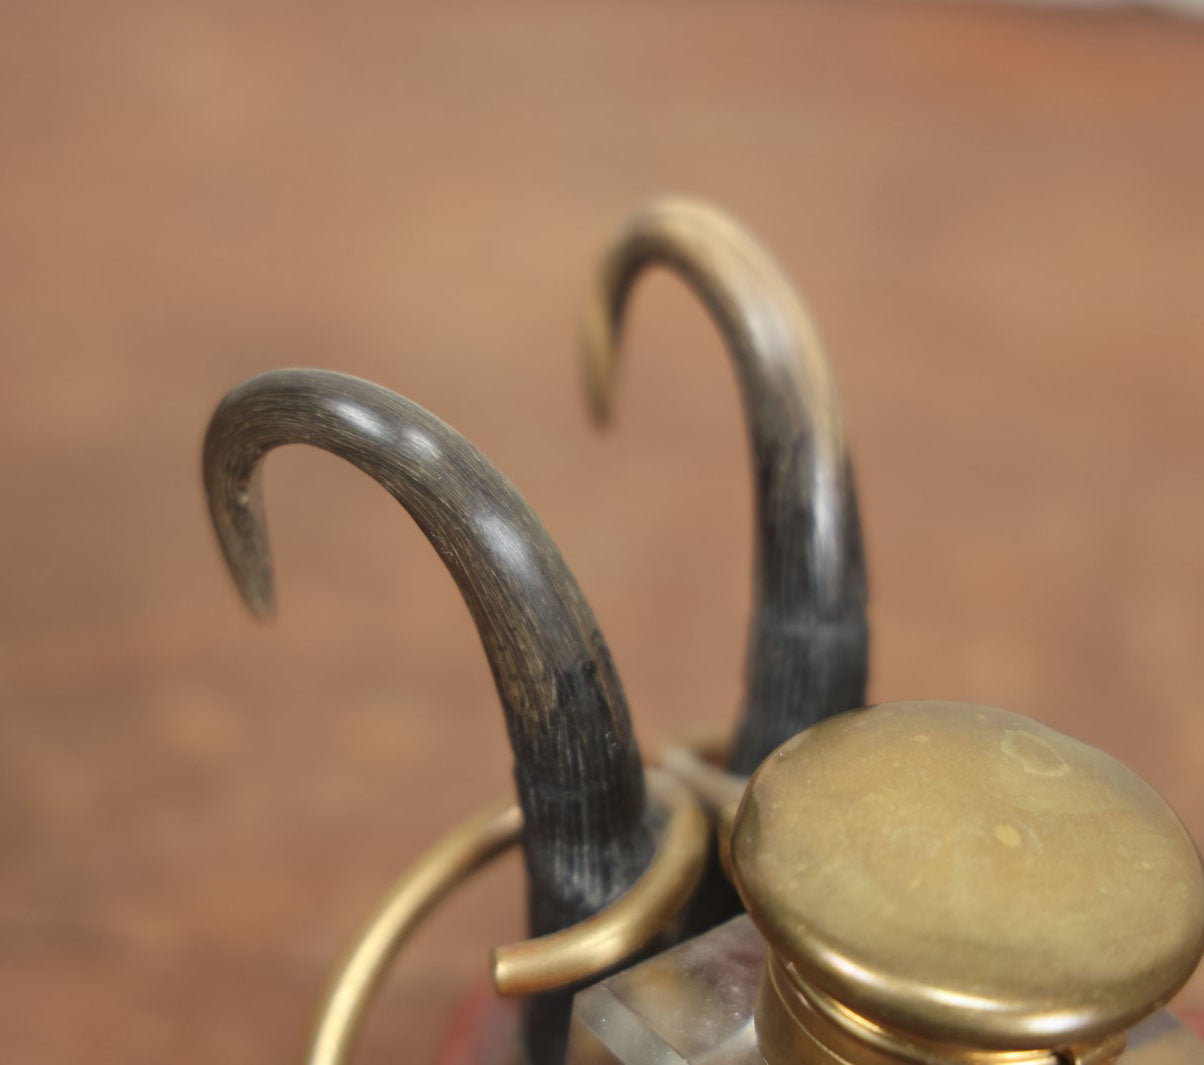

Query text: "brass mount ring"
[307, 767, 708, 1065]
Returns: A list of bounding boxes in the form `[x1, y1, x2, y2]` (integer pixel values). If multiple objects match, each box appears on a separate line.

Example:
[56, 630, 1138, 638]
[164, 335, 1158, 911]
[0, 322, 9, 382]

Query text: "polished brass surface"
[731, 701, 1204, 1054]
[307, 770, 707, 1065]
[492, 769, 709, 995]
[565, 915, 1204, 1065]
[755, 951, 1124, 1065]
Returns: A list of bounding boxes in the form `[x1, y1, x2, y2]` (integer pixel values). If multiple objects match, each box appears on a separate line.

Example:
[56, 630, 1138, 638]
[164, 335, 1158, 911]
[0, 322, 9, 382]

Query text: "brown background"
[2, 3, 1203, 1063]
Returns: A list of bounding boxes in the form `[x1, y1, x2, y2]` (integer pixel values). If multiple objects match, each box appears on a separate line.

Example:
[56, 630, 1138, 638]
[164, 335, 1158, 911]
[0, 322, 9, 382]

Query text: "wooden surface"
[2, 3, 1203, 1062]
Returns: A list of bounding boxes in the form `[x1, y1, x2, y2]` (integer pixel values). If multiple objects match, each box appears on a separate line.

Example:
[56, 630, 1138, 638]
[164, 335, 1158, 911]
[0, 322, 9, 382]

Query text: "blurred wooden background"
[2, 3, 1203, 1062]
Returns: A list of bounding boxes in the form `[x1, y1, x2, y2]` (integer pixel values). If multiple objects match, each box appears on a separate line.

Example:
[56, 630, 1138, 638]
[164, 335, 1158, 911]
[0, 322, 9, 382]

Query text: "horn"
[583, 197, 869, 774]
[203, 368, 653, 1064]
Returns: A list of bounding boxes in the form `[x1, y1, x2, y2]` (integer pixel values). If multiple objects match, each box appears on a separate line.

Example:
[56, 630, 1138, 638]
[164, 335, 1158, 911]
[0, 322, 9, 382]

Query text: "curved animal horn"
[584, 198, 869, 774]
[203, 369, 653, 1063]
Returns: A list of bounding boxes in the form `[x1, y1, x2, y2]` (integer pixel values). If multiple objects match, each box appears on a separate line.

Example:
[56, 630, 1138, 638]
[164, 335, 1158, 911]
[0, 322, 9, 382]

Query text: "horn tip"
[582, 327, 618, 427]
[585, 376, 615, 427]
[234, 563, 276, 621]
[221, 544, 277, 621]
[244, 588, 276, 621]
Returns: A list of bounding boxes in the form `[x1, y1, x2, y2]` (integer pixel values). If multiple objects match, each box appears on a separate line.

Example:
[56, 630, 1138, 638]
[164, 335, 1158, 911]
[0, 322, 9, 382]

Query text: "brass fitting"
[730, 702, 1204, 1065]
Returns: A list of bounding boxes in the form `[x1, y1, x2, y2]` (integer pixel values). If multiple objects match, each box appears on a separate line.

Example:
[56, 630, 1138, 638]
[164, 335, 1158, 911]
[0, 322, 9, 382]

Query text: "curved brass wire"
[658, 740, 746, 815]
[658, 741, 747, 880]
[308, 802, 522, 1065]
[491, 769, 709, 996]
[307, 769, 708, 1065]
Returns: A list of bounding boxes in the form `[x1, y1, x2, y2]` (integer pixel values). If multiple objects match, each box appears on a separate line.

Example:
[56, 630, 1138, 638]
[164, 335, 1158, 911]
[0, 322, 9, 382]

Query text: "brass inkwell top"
[732, 701, 1204, 1065]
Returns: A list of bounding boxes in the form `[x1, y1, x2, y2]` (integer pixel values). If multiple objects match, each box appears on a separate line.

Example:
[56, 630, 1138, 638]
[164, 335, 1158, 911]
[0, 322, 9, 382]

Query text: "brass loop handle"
[658, 739, 748, 878]
[658, 739, 746, 813]
[306, 768, 708, 1065]
[307, 802, 522, 1065]
[491, 769, 709, 995]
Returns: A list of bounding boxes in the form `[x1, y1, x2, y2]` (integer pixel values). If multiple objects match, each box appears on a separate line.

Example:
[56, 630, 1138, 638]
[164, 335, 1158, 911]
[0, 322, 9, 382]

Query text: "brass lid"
[731, 701, 1204, 1051]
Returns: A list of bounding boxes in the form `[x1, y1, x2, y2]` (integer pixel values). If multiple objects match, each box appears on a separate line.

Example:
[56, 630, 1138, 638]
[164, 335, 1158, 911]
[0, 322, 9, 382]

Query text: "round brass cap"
[731, 701, 1204, 1051]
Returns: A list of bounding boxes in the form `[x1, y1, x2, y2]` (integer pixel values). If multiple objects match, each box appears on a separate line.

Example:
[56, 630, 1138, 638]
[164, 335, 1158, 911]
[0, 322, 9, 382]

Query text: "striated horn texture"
[203, 368, 653, 1065]
[584, 197, 869, 774]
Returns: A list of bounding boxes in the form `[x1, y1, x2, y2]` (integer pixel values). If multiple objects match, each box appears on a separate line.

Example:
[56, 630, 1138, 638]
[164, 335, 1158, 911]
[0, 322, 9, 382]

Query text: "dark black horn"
[203, 368, 653, 1064]
[584, 198, 869, 774]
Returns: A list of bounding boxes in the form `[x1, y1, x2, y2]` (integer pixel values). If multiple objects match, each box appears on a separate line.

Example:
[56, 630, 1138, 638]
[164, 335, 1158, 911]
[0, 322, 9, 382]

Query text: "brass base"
[754, 953, 1125, 1065]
